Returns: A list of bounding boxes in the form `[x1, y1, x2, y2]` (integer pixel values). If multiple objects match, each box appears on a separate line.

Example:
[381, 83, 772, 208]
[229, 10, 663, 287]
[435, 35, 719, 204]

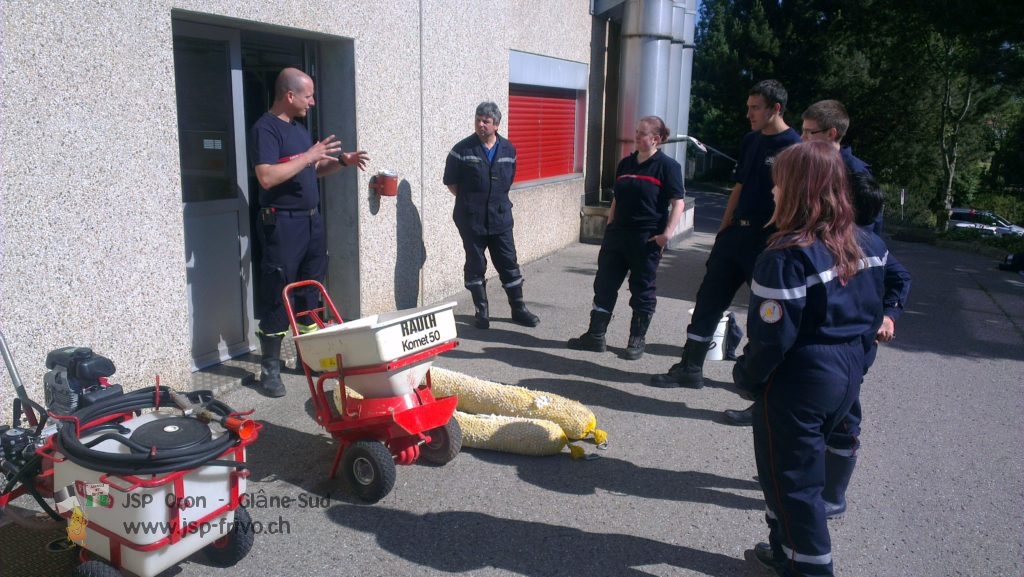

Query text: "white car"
[948, 208, 1024, 237]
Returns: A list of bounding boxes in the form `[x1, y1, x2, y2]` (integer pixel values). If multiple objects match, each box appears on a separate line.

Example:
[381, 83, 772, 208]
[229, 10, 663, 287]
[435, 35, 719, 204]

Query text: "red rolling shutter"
[508, 86, 579, 184]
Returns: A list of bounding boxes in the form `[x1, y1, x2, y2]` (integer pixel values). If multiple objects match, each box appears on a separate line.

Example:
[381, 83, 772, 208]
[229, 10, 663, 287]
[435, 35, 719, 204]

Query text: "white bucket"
[293, 302, 457, 371]
[688, 308, 729, 361]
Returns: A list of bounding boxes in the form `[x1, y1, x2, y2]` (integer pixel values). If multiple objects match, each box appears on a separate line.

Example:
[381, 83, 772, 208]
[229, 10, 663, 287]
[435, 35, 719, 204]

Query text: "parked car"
[948, 208, 1024, 237]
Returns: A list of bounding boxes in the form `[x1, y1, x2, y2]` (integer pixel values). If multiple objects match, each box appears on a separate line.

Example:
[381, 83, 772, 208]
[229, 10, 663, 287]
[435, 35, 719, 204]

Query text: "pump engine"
[43, 346, 120, 415]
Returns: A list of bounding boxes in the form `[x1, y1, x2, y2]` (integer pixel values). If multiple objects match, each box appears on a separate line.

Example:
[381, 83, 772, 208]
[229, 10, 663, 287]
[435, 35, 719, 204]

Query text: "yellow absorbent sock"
[429, 367, 608, 445]
[453, 411, 583, 458]
[333, 384, 363, 412]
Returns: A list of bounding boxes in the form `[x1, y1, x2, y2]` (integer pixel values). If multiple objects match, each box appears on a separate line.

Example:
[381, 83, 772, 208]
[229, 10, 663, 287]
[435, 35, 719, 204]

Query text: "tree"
[690, 0, 782, 179]
[906, 1, 1024, 225]
[689, 0, 1024, 227]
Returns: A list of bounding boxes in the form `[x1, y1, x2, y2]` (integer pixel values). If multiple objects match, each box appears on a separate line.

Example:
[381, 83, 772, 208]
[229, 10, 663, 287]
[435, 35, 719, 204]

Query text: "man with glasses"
[648, 79, 800, 390]
[800, 99, 879, 233]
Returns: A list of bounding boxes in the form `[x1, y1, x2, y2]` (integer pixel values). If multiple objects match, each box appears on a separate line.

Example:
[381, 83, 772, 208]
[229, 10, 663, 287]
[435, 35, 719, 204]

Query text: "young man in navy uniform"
[804, 100, 880, 230]
[821, 170, 910, 521]
[649, 79, 800, 389]
[250, 67, 369, 397]
[444, 101, 539, 330]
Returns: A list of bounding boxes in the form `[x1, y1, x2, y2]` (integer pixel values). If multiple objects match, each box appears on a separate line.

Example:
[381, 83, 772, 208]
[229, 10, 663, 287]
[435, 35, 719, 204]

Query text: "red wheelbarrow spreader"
[282, 280, 462, 503]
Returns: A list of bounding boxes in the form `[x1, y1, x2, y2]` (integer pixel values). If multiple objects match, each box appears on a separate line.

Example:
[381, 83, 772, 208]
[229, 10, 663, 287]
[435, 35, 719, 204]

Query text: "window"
[507, 51, 587, 185]
[508, 86, 581, 183]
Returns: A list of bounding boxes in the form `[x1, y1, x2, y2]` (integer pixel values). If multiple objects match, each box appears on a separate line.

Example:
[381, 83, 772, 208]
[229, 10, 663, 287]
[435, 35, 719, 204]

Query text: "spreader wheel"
[341, 439, 396, 503]
[203, 505, 255, 567]
[71, 559, 122, 577]
[419, 418, 462, 465]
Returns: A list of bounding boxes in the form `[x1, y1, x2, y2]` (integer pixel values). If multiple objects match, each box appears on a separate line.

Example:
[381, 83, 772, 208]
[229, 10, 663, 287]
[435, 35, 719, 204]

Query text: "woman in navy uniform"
[732, 141, 886, 576]
[567, 116, 685, 360]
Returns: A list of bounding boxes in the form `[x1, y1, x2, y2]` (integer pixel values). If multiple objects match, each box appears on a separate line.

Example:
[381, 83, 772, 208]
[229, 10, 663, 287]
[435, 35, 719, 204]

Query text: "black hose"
[56, 386, 247, 476]
[1, 453, 62, 521]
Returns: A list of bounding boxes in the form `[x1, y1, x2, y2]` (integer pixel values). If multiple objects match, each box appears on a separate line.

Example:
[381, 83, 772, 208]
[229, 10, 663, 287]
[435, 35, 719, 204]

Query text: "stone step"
[187, 336, 301, 396]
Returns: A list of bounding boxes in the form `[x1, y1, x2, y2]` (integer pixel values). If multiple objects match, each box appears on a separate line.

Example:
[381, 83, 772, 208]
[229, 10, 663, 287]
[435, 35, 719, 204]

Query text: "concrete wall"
[0, 1, 591, 408]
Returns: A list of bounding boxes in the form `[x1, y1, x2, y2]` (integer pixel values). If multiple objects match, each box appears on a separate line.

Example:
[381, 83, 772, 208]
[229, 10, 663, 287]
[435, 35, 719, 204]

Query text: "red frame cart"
[1, 321, 260, 577]
[282, 280, 461, 503]
[44, 398, 260, 577]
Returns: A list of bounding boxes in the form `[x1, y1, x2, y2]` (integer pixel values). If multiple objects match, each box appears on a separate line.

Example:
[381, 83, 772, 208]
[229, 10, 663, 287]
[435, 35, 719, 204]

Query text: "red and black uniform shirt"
[611, 149, 685, 232]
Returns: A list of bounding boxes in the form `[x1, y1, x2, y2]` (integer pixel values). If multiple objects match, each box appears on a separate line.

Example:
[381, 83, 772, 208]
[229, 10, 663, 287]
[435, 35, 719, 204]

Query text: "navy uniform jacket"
[880, 245, 910, 323]
[443, 133, 517, 236]
[841, 146, 871, 177]
[861, 227, 911, 373]
[734, 231, 887, 389]
[610, 150, 685, 233]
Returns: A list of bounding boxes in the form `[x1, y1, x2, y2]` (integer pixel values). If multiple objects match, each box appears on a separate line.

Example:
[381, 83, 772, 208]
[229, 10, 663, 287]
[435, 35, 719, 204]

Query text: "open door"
[173, 21, 254, 370]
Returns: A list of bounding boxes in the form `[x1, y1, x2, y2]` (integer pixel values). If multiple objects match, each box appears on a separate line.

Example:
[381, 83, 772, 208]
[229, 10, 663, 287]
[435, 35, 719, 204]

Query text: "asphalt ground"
[3, 187, 1022, 577]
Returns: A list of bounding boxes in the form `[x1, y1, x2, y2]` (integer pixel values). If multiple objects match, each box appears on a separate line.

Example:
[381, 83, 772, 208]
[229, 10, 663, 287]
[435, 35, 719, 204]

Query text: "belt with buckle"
[734, 216, 767, 227]
[265, 207, 318, 217]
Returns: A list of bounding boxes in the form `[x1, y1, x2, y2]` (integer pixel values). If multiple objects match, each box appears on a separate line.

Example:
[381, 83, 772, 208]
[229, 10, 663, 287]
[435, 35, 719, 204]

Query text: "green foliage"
[938, 228, 1024, 253]
[690, 0, 1024, 225]
[984, 103, 1024, 193]
[882, 182, 935, 229]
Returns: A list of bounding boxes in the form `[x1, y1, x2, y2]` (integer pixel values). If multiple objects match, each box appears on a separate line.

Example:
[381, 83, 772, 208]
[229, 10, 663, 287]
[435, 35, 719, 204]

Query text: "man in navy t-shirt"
[649, 79, 800, 390]
[249, 67, 369, 397]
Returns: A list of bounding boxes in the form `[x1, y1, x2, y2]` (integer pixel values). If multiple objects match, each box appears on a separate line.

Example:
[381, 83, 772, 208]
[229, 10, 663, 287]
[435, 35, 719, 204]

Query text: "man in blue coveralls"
[444, 101, 540, 330]
[250, 67, 369, 397]
[648, 79, 800, 390]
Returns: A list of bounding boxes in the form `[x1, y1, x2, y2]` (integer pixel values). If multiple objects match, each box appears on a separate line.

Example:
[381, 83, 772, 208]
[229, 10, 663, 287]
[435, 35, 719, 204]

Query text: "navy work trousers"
[752, 341, 864, 577]
[593, 227, 663, 316]
[256, 210, 327, 335]
[687, 222, 772, 342]
[460, 228, 522, 287]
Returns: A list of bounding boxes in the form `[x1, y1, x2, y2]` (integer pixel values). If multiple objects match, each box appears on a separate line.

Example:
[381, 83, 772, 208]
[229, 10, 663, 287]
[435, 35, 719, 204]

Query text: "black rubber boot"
[506, 284, 540, 327]
[752, 542, 785, 575]
[724, 404, 754, 426]
[467, 281, 489, 329]
[648, 339, 709, 388]
[258, 333, 286, 398]
[622, 313, 653, 360]
[823, 453, 857, 519]
[567, 310, 612, 352]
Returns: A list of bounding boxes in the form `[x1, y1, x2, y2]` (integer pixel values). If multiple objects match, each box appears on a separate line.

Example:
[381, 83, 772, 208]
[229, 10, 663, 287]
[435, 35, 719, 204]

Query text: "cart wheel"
[341, 439, 396, 503]
[419, 418, 462, 465]
[71, 559, 122, 577]
[203, 505, 255, 567]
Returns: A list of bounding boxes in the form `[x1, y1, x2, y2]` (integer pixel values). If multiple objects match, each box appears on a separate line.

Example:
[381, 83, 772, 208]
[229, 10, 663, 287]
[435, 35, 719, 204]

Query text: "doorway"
[173, 21, 253, 370]
[173, 17, 360, 371]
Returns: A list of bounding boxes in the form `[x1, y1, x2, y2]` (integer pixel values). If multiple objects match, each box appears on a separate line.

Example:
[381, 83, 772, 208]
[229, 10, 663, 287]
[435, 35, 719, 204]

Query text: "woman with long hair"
[732, 140, 887, 577]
